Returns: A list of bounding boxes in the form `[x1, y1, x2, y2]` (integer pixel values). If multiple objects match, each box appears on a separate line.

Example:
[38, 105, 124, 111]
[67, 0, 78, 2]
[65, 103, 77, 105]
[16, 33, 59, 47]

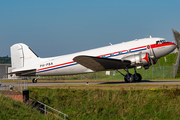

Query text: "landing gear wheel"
[124, 74, 134, 83]
[32, 78, 37, 83]
[133, 73, 142, 82]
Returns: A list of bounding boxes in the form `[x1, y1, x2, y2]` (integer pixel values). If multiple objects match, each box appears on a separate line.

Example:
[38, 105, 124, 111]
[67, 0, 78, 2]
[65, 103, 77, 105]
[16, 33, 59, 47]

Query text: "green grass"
[0, 94, 64, 120]
[156, 52, 178, 66]
[0, 94, 48, 120]
[29, 87, 180, 120]
[175, 53, 180, 78]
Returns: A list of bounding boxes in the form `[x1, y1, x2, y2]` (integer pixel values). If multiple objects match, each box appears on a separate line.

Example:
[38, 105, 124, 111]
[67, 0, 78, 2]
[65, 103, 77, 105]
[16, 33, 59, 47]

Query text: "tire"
[32, 78, 37, 83]
[32, 79, 35, 83]
[124, 74, 134, 83]
[34, 79, 37, 83]
[133, 73, 142, 82]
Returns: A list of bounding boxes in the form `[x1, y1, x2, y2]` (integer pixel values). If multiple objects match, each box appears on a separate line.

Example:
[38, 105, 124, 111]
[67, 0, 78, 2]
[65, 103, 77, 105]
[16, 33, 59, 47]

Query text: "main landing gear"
[116, 67, 142, 83]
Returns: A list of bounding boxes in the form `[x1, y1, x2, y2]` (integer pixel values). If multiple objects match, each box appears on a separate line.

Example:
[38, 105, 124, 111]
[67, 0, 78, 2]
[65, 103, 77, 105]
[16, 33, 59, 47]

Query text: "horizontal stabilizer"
[73, 55, 131, 71]
[8, 69, 36, 76]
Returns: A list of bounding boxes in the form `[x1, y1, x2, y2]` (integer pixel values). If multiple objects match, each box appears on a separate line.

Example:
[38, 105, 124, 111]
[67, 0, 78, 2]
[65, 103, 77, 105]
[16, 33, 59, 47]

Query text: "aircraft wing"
[73, 55, 131, 71]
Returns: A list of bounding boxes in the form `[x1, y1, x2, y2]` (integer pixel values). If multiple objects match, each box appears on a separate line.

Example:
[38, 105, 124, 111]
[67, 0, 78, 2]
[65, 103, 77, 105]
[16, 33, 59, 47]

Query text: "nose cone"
[171, 43, 177, 52]
[165, 43, 177, 56]
[155, 42, 177, 59]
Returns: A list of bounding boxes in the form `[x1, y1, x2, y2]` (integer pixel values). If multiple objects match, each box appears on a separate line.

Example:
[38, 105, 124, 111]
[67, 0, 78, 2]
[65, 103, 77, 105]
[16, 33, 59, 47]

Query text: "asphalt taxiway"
[1, 80, 180, 87]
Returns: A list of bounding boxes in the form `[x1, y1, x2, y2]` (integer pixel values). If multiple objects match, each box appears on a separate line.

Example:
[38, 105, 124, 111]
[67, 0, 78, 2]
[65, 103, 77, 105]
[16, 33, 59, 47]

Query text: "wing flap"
[73, 55, 131, 71]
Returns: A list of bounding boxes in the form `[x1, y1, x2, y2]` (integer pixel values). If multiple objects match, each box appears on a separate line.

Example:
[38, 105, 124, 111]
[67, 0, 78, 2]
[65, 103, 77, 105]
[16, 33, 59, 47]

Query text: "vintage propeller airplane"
[9, 30, 179, 83]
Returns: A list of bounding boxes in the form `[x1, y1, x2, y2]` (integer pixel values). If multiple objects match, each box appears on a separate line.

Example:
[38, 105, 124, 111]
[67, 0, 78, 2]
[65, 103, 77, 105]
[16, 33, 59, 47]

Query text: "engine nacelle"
[122, 52, 150, 67]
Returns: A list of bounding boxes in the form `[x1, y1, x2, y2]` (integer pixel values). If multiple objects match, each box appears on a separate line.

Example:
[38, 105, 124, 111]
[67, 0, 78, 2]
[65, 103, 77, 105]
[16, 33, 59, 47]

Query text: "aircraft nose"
[170, 42, 177, 52]
[154, 42, 177, 59]
[160, 43, 176, 58]
[174, 43, 177, 50]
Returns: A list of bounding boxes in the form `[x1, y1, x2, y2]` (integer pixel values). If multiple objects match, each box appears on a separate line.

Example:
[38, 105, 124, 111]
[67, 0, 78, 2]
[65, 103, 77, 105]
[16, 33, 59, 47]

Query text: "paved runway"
[1, 80, 180, 87]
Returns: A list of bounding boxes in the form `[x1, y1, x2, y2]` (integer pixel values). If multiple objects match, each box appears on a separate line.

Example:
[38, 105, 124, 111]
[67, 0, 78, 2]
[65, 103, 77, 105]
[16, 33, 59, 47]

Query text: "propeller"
[157, 59, 161, 70]
[150, 58, 155, 70]
[150, 49, 161, 70]
[149, 29, 180, 71]
[172, 29, 180, 51]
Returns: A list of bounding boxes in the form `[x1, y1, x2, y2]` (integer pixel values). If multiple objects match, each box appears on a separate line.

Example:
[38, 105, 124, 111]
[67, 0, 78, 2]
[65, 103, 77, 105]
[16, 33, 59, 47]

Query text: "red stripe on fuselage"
[37, 61, 75, 71]
[131, 46, 146, 50]
[150, 42, 176, 49]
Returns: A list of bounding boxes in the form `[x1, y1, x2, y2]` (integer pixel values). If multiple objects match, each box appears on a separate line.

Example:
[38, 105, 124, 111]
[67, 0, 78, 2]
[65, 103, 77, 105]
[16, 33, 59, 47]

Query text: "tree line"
[0, 56, 11, 64]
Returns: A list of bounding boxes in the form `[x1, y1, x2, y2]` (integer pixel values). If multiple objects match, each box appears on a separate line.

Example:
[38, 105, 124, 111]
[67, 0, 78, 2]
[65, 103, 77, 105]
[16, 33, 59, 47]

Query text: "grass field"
[1, 81, 180, 119]
[29, 87, 180, 120]
[0, 94, 47, 120]
[1, 85, 180, 120]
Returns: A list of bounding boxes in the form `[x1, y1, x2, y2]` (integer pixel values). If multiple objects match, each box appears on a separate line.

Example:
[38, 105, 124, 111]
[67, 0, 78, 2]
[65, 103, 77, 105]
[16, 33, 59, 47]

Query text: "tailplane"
[10, 43, 39, 72]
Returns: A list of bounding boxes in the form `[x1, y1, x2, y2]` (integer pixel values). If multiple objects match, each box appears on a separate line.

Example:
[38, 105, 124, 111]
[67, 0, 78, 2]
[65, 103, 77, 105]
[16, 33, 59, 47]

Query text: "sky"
[0, 0, 180, 57]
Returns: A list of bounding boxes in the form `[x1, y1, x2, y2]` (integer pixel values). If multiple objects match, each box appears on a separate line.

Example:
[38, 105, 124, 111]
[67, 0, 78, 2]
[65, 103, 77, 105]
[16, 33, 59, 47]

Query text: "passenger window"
[101, 55, 105, 58]
[110, 53, 114, 57]
[128, 50, 131, 53]
[119, 52, 122, 55]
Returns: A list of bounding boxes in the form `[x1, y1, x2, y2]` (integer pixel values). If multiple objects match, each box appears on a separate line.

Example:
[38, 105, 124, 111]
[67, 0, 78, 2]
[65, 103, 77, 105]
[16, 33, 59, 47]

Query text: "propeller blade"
[164, 56, 166, 62]
[150, 59, 154, 71]
[150, 48, 158, 71]
[172, 29, 180, 50]
[151, 48, 162, 70]
[157, 59, 161, 70]
[151, 49, 157, 59]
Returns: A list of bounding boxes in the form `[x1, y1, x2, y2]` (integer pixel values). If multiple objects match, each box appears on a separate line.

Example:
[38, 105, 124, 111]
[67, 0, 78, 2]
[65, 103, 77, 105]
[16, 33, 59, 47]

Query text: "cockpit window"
[156, 41, 159, 44]
[161, 40, 166, 43]
[156, 40, 167, 44]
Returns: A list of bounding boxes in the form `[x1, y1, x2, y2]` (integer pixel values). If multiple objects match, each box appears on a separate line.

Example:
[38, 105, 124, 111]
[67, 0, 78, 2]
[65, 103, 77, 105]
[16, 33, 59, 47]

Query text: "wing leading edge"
[73, 55, 131, 71]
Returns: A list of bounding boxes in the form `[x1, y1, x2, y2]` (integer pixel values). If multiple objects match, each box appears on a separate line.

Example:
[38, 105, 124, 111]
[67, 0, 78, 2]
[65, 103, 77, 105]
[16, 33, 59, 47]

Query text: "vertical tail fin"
[11, 43, 39, 72]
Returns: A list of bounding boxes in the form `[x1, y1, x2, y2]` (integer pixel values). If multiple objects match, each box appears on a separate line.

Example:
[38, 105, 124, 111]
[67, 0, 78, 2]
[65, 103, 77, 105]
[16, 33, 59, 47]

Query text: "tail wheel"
[32, 78, 37, 83]
[124, 74, 134, 83]
[32, 79, 34, 83]
[133, 73, 142, 82]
